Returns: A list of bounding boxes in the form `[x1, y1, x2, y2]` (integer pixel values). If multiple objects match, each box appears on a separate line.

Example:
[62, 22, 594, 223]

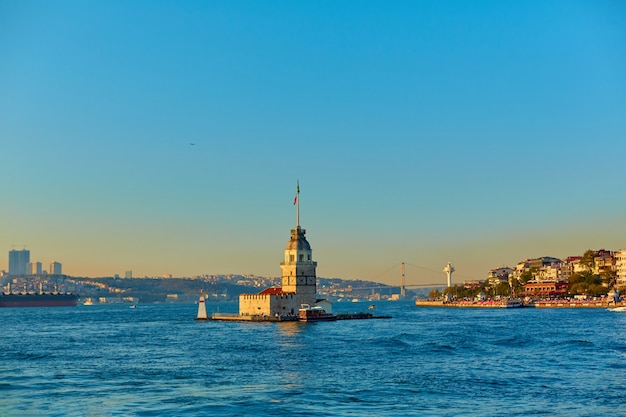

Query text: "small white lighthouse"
[443, 262, 455, 288]
[196, 293, 208, 320]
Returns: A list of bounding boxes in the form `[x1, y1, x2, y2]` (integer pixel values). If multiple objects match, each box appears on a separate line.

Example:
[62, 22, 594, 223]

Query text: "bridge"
[356, 262, 474, 294]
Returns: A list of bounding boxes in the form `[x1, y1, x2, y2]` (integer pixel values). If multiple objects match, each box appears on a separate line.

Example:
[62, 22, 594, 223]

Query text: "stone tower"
[238, 182, 325, 317]
[280, 226, 317, 305]
[280, 181, 317, 306]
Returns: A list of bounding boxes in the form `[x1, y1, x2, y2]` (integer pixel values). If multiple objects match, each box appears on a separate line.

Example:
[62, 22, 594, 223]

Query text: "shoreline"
[415, 300, 626, 309]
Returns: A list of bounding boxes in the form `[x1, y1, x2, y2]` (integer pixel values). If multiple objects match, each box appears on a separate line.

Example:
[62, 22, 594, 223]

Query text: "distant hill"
[71, 275, 424, 302]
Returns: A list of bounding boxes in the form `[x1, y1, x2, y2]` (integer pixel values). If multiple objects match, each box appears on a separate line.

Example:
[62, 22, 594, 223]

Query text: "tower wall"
[239, 293, 299, 317]
[280, 226, 317, 306]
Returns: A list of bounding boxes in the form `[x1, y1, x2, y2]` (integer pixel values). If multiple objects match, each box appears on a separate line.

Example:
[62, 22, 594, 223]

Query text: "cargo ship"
[0, 283, 78, 307]
[0, 292, 79, 307]
[1, 283, 78, 307]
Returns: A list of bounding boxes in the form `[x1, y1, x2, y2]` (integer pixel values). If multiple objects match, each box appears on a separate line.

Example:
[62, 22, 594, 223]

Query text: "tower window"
[289, 255, 294, 262]
[299, 254, 304, 262]
[308, 255, 311, 261]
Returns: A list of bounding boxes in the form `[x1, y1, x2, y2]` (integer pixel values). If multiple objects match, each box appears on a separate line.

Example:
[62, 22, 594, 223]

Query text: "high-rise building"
[8, 249, 30, 276]
[50, 262, 62, 275]
[27, 262, 43, 275]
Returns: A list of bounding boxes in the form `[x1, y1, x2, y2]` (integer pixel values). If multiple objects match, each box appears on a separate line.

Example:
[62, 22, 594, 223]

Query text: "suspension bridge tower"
[400, 262, 406, 298]
[443, 262, 455, 288]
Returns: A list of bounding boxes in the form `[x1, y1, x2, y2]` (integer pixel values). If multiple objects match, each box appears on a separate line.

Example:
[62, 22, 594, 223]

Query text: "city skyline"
[1, 1, 625, 284]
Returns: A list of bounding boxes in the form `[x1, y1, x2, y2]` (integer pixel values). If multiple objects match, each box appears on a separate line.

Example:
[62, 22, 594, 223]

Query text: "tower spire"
[294, 180, 300, 228]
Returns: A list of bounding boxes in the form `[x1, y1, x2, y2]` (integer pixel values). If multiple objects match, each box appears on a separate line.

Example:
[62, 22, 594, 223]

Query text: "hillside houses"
[477, 249, 626, 298]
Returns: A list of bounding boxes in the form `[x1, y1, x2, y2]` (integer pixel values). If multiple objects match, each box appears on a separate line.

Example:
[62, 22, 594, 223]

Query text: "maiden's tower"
[238, 183, 326, 318]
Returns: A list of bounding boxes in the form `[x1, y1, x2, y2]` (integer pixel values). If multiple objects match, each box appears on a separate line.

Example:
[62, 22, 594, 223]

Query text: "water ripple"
[1, 302, 625, 416]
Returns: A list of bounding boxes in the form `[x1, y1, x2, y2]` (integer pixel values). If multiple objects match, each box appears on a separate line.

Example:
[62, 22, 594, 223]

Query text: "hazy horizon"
[2, 1, 625, 285]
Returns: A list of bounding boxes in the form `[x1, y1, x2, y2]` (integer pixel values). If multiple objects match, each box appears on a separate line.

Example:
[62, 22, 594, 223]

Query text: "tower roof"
[285, 226, 311, 251]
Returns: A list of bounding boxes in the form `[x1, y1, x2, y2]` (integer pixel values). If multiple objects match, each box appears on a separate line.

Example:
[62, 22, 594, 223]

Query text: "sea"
[1, 301, 625, 417]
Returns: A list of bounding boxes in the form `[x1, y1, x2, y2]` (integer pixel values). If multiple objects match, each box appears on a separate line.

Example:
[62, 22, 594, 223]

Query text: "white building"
[487, 267, 514, 286]
[538, 262, 562, 282]
[616, 249, 626, 289]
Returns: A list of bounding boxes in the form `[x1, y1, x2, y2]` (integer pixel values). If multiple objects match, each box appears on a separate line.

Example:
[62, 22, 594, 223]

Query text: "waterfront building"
[524, 281, 568, 297]
[239, 184, 326, 317]
[537, 262, 562, 282]
[513, 256, 562, 282]
[616, 249, 626, 290]
[8, 249, 30, 276]
[463, 280, 482, 290]
[559, 257, 581, 281]
[486, 267, 513, 286]
[593, 249, 615, 276]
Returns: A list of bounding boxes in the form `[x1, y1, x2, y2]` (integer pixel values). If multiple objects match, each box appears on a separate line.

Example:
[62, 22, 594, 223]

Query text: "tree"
[496, 282, 511, 297]
[601, 269, 617, 288]
[519, 270, 534, 284]
[444, 284, 479, 299]
[509, 277, 524, 296]
[568, 271, 604, 297]
[429, 289, 442, 300]
[580, 249, 596, 272]
[587, 284, 607, 298]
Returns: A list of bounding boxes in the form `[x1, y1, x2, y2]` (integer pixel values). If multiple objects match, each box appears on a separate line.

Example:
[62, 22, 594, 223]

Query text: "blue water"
[1, 301, 625, 416]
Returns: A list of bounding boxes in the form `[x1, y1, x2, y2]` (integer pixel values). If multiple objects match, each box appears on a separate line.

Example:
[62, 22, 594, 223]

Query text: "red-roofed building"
[524, 281, 568, 297]
[258, 287, 293, 296]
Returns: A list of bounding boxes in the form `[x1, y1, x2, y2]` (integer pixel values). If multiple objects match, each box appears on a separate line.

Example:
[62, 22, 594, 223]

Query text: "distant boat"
[500, 298, 524, 308]
[83, 298, 94, 306]
[608, 306, 626, 312]
[369, 304, 376, 310]
[129, 304, 137, 309]
[298, 304, 337, 322]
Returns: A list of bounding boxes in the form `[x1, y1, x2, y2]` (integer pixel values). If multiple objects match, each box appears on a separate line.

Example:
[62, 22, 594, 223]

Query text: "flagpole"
[296, 180, 300, 228]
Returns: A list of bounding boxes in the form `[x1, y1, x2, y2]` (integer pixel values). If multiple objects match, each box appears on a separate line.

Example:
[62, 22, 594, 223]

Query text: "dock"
[336, 312, 392, 320]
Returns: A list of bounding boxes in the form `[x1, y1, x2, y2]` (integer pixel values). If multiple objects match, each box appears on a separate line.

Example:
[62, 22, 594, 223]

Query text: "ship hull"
[298, 315, 337, 322]
[0, 294, 79, 308]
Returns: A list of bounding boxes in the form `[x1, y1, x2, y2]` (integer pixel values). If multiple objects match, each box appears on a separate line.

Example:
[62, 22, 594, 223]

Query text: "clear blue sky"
[1, 0, 625, 285]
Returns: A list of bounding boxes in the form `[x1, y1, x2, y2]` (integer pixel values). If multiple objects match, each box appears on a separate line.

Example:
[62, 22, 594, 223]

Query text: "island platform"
[207, 312, 392, 322]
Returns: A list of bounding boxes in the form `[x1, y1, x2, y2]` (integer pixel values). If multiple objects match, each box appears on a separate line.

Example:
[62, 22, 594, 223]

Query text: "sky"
[1, 0, 625, 285]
